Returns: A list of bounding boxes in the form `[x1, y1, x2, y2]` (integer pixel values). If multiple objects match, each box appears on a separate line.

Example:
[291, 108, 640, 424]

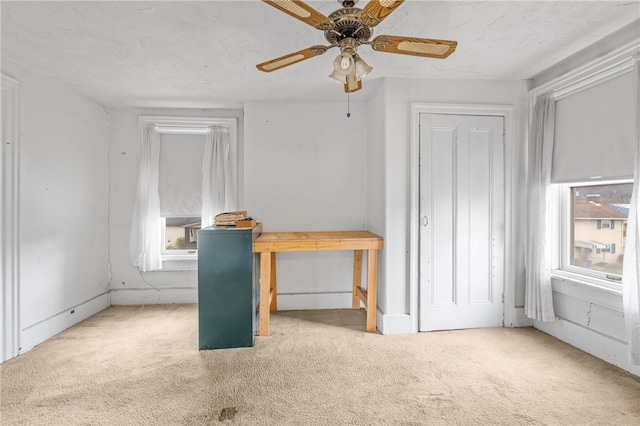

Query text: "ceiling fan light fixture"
[331, 52, 355, 78]
[329, 68, 347, 83]
[354, 55, 372, 80]
[340, 54, 351, 70]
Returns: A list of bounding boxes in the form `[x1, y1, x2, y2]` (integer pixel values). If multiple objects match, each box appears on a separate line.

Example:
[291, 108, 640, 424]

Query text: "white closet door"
[419, 113, 505, 331]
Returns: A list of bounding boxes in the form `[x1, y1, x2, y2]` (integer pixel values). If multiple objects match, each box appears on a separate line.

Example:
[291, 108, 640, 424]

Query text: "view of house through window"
[165, 217, 201, 251]
[570, 182, 633, 276]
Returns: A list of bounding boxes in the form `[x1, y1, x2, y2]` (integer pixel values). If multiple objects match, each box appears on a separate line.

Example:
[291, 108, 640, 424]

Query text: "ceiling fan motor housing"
[324, 7, 373, 47]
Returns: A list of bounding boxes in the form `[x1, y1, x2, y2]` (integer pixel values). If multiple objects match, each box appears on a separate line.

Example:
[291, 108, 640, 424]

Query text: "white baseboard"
[378, 312, 412, 335]
[110, 288, 361, 313]
[109, 287, 197, 305]
[510, 307, 533, 327]
[276, 292, 352, 310]
[20, 293, 110, 354]
[534, 317, 640, 377]
[107, 289, 414, 337]
[277, 294, 413, 335]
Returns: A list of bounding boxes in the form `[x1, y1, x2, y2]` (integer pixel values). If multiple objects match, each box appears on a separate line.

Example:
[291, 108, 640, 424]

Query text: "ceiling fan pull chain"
[347, 93, 351, 118]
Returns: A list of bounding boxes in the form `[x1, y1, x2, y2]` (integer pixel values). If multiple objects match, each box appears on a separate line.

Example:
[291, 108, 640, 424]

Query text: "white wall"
[106, 107, 243, 304]
[366, 79, 387, 316]
[535, 279, 640, 375]
[1, 57, 110, 353]
[372, 78, 529, 333]
[244, 101, 368, 309]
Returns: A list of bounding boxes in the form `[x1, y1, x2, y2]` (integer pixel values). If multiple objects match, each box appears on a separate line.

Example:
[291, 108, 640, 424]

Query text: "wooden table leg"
[270, 253, 277, 312]
[352, 250, 363, 309]
[366, 249, 378, 333]
[259, 252, 272, 336]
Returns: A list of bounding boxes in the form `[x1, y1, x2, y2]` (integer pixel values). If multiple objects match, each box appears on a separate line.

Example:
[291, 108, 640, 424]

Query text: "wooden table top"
[254, 231, 384, 252]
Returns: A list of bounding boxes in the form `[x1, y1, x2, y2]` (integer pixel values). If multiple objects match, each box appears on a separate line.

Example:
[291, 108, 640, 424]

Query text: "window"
[157, 131, 206, 258]
[556, 181, 632, 284]
[162, 217, 200, 253]
[545, 64, 636, 290]
[130, 116, 238, 272]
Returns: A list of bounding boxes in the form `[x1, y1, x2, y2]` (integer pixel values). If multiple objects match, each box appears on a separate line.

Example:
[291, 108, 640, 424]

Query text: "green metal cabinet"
[197, 224, 261, 350]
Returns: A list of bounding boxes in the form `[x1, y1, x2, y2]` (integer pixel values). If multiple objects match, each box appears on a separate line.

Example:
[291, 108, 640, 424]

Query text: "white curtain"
[525, 94, 556, 322]
[201, 127, 235, 227]
[129, 126, 163, 272]
[622, 58, 640, 366]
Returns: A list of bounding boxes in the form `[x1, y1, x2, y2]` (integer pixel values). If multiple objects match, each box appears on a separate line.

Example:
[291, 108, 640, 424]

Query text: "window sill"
[160, 257, 197, 271]
[551, 270, 623, 311]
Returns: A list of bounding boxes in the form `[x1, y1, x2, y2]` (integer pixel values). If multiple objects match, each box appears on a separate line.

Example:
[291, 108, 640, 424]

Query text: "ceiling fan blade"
[256, 45, 329, 72]
[359, 0, 405, 27]
[261, 0, 335, 30]
[344, 74, 362, 93]
[371, 35, 457, 59]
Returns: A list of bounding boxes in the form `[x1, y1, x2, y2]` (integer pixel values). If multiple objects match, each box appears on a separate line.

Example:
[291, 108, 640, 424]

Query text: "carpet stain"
[219, 407, 237, 421]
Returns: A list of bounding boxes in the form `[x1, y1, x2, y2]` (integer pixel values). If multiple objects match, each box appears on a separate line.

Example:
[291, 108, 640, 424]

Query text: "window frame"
[138, 115, 238, 268]
[552, 179, 632, 291]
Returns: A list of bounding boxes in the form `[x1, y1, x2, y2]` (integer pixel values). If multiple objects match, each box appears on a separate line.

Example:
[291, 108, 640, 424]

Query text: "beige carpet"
[1, 305, 639, 425]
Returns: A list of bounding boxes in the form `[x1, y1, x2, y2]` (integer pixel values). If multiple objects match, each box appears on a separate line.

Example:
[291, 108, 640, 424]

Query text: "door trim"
[409, 103, 515, 333]
[1, 73, 21, 362]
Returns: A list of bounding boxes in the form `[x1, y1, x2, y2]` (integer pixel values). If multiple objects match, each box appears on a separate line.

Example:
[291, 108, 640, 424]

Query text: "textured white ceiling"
[2, 1, 639, 108]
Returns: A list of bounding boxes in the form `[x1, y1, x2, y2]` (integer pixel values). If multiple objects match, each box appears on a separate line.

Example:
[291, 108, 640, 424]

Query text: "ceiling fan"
[256, 0, 457, 93]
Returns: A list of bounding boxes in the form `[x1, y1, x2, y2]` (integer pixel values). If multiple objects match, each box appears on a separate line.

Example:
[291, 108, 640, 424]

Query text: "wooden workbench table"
[253, 231, 384, 336]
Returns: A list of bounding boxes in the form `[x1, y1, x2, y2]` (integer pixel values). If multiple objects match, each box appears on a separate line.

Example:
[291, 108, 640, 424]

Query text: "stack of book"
[214, 211, 257, 228]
